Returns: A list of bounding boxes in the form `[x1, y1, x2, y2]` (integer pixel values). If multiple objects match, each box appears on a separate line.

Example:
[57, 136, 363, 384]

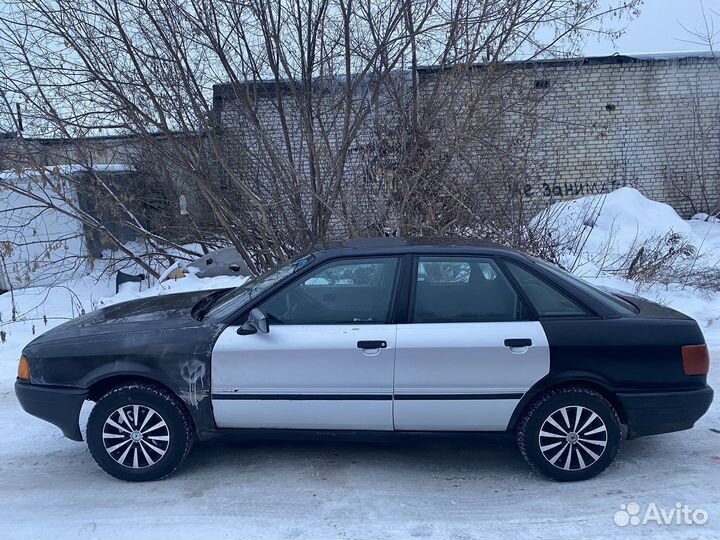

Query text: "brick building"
[213, 52, 720, 219]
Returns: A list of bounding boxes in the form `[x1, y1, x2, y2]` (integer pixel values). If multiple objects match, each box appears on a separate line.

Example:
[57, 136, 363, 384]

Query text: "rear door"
[212, 256, 401, 430]
[393, 255, 550, 431]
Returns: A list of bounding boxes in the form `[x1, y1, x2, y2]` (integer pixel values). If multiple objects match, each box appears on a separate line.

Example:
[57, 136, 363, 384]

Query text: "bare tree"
[673, 3, 720, 217]
[0, 0, 641, 275]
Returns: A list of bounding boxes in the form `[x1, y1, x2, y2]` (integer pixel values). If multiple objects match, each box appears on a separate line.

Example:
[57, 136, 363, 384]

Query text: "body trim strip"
[212, 393, 390, 400]
[211, 393, 524, 401]
[394, 393, 524, 400]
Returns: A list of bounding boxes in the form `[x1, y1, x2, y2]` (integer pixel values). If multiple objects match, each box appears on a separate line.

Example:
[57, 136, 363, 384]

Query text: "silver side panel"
[212, 400, 391, 430]
[394, 321, 550, 431]
[211, 324, 396, 430]
[393, 400, 520, 431]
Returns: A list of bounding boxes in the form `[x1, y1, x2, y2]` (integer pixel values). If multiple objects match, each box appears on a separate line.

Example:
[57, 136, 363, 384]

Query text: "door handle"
[357, 340, 387, 349]
[504, 338, 532, 348]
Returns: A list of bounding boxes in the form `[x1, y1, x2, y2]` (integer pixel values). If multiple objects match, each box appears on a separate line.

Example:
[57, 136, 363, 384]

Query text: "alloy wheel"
[537, 405, 608, 471]
[102, 404, 170, 469]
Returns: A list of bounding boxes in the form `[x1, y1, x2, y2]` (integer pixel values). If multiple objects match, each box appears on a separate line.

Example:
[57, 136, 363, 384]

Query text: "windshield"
[532, 258, 639, 315]
[205, 254, 315, 321]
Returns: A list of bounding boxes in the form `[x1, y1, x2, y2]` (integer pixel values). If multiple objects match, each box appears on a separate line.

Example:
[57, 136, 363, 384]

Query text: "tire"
[87, 383, 193, 482]
[516, 386, 622, 482]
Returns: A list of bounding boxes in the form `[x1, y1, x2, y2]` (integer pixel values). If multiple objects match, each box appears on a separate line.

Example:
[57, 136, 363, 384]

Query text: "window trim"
[406, 254, 533, 324]
[233, 254, 406, 326]
[497, 257, 600, 320]
[392, 254, 414, 324]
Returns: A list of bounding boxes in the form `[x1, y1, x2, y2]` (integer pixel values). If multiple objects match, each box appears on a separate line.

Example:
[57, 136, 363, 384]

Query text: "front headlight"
[17, 355, 30, 381]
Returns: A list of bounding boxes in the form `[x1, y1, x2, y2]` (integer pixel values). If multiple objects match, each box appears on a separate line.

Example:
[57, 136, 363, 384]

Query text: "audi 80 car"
[15, 237, 713, 481]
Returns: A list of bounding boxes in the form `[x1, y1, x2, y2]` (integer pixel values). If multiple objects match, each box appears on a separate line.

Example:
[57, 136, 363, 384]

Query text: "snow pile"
[691, 212, 720, 224]
[526, 185, 720, 335]
[107, 271, 248, 306]
[688, 216, 720, 264]
[532, 187, 715, 274]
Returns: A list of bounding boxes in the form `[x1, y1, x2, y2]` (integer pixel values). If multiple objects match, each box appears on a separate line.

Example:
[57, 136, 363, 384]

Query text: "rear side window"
[412, 256, 528, 323]
[418, 259, 499, 284]
[505, 261, 589, 317]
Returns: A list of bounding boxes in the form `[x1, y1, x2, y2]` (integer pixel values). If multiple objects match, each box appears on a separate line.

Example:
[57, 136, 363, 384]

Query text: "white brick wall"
[215, 54, 720, 222]
[517, 56, 720, 216]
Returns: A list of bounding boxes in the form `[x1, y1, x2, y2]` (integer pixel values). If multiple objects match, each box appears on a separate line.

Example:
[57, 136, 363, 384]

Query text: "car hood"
[28, 289, 224, 345]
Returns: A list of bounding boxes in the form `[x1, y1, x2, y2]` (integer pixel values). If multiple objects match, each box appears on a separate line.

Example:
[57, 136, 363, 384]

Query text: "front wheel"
[87, 383, 193, 481]
[516, 386, 622, 482]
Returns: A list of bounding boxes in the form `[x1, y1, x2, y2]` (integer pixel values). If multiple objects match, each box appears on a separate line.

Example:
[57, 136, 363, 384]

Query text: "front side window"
[412, 256, 527, 323]
[205, 254, 315, 321]
[259, 257, 400, 324]
[505, 261, 589, 317]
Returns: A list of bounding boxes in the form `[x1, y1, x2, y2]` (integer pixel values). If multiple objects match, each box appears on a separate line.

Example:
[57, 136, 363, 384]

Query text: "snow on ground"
[1, 188, 720, 539]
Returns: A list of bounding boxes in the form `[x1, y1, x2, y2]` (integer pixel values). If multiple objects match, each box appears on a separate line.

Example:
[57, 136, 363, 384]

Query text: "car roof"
[311, 236, 526, 258]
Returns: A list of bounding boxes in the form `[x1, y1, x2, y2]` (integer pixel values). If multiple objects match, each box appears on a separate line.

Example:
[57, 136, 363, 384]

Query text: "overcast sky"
[582, 0, 718, 56]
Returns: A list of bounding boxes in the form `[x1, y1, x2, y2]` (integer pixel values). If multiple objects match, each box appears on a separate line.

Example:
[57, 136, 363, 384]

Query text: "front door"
[394, 255, 550, 431]
[211, 256, 401, 430]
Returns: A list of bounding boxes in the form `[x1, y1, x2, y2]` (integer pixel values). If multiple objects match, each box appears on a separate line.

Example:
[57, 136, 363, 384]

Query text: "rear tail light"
[682, 344, 710, 376]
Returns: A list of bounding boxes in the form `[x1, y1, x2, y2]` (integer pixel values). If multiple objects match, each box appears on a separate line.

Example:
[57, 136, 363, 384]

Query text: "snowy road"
[2, 353, 718, 540]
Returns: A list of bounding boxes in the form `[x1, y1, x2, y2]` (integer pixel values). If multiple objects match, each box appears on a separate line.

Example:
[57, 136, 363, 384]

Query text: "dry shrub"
[453, 220, 563, 265]
[623, 232, 697, 283]
[579, 230, 720, 292]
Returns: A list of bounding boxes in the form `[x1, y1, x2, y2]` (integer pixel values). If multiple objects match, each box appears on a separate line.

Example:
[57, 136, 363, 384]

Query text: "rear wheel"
[516, 386, 622, 481]
[87, 383, 193, 481]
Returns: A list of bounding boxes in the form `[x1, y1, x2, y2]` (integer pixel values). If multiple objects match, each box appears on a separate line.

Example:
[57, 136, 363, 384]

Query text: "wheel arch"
[508, 373, 628, 431]
[88, 373, 176, 402]
[80, 356, 216, 439]
[86, 373, 198, 436]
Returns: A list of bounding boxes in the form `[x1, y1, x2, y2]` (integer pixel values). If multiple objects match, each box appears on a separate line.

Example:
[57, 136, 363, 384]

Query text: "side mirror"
[237, 307, 269, 335]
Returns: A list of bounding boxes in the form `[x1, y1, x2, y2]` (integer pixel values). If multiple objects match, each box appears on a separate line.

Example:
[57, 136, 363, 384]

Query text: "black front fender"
[22, 321, 227, 441]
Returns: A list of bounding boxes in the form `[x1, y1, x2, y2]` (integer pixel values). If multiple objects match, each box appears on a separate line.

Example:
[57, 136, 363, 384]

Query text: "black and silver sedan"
[15, 238, 713, 481]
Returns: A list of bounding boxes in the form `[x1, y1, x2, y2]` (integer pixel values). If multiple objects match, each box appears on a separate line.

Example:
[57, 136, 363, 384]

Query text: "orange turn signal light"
[17, 355, 30, 381]
[682, 345, 709, 376]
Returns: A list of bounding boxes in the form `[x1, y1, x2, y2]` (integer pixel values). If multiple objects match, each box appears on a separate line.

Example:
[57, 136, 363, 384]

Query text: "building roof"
[416, 51, 717, 74]
[213, 51, 717, 97]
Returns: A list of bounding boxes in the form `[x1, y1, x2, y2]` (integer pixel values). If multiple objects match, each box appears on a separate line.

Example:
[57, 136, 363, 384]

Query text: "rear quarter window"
[505, 261, 590, 317]
[531, 258, 639, 316]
